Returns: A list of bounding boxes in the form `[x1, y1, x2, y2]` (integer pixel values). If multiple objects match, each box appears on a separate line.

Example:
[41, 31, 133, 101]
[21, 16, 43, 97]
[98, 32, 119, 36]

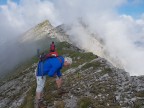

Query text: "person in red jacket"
[45, 41, 58, 59]
[50, 41, 55, 52]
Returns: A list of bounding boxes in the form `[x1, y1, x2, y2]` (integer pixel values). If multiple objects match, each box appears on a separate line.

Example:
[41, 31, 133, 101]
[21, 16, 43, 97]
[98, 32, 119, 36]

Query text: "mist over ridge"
[0, 0, 144, 76]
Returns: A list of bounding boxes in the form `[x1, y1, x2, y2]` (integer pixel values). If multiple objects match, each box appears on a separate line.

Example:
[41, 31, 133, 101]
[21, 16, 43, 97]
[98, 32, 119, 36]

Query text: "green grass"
[19, 82, 36, 108]
[99, 68, 112, 76]
[81, 61, 101, 70]
[133, 100, 144, 108]
[2, 41, 107, 108]
[78, 97, 93, 108]
[135, 91, 144, 97]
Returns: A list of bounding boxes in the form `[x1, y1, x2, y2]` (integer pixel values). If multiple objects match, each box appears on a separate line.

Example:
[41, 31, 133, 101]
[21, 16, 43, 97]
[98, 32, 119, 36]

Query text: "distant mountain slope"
[20, 20, 70, 43]
[0, 42, 144, 108]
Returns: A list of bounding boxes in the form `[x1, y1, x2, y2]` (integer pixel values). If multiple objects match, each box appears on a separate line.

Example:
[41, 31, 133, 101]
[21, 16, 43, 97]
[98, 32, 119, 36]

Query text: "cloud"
[0, 0, 58, 76]
[52, 0, 144, 76]
[0, 0, 144, 76]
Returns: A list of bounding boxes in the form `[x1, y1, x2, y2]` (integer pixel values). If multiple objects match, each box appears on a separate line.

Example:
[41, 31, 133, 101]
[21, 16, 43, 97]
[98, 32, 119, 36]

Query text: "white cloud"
[52, 0, 144, 76]
[0, 0, 59, 76]
[0, 0, 144, 76]
[0, 0, 59, 41]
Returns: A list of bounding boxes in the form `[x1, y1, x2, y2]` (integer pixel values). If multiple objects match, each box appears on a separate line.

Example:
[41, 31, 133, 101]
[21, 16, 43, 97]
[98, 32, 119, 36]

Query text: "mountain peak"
[20, 20, 70, 43]
[20, 20, 53, 42]
[37, 20, 52, 29]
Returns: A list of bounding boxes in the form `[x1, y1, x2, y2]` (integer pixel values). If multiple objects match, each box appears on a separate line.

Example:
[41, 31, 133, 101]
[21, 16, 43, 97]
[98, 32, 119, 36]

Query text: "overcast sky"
[0, 0, 144, 76]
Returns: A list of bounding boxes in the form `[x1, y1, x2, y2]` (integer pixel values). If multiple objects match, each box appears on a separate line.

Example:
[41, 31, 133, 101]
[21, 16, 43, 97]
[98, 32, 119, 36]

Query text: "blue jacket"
[36, 56, 64, 77]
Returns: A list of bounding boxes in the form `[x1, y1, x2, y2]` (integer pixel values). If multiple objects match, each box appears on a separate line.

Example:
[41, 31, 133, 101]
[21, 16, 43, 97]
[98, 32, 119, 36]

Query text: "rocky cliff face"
[20, 20, 70, 43]
[0, 42, 144, 108]
[0, 63, 36, 108]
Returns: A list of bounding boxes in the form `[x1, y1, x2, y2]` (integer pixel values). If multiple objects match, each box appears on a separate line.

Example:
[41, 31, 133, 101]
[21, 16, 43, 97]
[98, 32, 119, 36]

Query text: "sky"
[1, 0, 144, 18]
[118, 0, 144, 18]
[0, 0, 144, 76]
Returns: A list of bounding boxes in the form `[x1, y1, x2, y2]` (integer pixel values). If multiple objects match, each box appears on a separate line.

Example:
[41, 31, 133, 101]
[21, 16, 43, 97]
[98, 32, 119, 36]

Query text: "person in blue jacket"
[35, 55, 72, 106]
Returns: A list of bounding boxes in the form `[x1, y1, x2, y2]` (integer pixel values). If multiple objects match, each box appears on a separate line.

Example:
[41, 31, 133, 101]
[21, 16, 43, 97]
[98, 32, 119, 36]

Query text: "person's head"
[64, 57, 72, 67]
[52, 41, 54, 44]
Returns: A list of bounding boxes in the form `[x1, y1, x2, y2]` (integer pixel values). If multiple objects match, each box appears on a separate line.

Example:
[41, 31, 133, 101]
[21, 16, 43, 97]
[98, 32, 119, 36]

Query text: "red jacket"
[50, 43, 55, 52]
[45, 51, 58, 59]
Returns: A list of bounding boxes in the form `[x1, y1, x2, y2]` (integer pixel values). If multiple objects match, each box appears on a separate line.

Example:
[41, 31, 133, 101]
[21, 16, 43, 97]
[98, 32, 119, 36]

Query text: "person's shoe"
[34, 99, 47, 108]
[34, 99, 40, 108]
[57, 88, 68, 95]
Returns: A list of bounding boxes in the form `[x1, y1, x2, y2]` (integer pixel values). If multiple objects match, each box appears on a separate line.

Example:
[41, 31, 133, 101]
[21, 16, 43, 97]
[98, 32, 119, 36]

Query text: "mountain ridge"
[20, 20, 124, 71]
[0, 42, 144, 108]
[0, 20, 144, 108]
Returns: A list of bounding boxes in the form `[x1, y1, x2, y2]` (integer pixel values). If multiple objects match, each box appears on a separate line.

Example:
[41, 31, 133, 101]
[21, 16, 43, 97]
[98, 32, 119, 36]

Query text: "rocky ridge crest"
[0, 42, 144, 108]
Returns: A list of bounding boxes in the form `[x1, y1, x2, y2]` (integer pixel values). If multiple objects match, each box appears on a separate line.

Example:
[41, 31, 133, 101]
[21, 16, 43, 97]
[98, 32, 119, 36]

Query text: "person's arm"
[56, 70, 62, 77]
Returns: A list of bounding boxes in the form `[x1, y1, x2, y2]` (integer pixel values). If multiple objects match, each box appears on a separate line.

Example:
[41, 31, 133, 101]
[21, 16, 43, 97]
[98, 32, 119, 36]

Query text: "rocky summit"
[0, 42, 144, 108]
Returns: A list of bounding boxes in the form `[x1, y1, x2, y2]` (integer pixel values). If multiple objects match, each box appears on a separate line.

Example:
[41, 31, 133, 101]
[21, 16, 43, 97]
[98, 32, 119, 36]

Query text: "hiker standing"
[35, 56, 72, 107]
[45, 41, 58, 58]
[50, 41, 55, 52]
